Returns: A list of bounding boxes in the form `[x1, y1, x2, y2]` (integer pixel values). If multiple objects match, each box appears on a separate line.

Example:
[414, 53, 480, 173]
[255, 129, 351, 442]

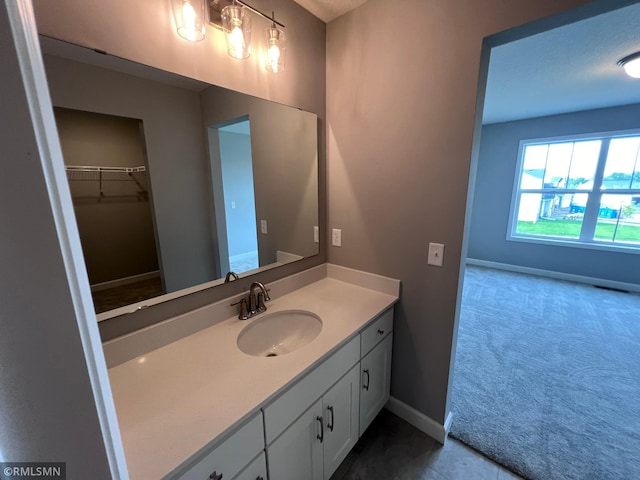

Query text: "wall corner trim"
[385, 397, 452, 444]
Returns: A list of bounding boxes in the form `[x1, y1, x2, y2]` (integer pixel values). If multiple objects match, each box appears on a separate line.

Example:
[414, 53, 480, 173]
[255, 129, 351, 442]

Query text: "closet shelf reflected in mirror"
[65, 165, 149, 198]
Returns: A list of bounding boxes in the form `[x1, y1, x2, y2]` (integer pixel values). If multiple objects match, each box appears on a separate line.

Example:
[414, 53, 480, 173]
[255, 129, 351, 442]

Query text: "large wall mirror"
[40, 36, 319, 321]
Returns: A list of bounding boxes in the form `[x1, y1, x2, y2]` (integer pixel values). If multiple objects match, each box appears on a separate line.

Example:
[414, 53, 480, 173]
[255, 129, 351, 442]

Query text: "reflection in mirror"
[40, 36, 319, 320]
[56, 108, 164, 312]
[217, 119, 260, 273]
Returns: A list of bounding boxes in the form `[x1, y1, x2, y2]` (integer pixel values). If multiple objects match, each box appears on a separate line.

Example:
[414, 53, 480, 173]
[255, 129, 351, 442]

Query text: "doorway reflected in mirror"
[55, 107, 166, 313]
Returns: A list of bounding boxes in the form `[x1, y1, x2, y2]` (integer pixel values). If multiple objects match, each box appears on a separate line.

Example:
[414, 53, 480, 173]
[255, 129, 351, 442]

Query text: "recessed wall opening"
[54, 107, 163, 313]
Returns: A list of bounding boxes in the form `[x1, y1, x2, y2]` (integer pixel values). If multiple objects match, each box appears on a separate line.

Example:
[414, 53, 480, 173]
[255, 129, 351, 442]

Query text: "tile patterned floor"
[331, 409, 523, 480]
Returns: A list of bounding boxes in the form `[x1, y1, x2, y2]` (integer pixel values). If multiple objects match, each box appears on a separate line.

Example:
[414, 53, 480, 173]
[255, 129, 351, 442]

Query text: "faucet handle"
[231, 298, 249, 320]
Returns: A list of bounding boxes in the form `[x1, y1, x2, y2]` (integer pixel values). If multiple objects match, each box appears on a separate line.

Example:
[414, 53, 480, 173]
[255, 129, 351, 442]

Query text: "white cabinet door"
[267, 398, 324, 480]
[359, 333, 393, 434]
[179, 412, 264, 480]
[322, 364, 360, 480]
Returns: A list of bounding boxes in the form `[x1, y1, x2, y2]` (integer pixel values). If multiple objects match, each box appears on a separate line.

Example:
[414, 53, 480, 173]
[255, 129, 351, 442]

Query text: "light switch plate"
[314, 226, 319, 243]
[260, 220, 268, 234]
[332, 228, 342, 247]
[428, 242, 444, 267]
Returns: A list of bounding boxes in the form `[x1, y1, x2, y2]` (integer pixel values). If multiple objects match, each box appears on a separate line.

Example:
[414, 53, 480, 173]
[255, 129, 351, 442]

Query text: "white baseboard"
[466, 258, 640, 294]
[385, 396, 452, 444]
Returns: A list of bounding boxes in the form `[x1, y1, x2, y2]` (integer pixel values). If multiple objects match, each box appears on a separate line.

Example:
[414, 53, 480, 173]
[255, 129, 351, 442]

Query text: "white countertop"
[108, 276, 398, 479]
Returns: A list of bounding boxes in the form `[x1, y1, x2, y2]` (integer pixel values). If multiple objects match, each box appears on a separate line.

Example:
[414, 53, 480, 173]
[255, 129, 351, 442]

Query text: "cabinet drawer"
[263, 335, 360, 445]
[178, 412, 264, 480]
[360, 308, 393, 356]
[233, 452, 267, 480]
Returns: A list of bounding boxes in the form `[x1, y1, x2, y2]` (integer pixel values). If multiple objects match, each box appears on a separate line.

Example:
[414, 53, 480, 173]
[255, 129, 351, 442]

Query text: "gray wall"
[55, 108, 159, 284]
[326, 0, 592, 425]
[44, 54, 217, 293]
[468, 103, 640, 284]
[1, 2, 121, 476]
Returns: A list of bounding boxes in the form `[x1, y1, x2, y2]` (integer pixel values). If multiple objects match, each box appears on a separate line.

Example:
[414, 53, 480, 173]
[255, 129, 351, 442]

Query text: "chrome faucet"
[231, 281, 271, 320]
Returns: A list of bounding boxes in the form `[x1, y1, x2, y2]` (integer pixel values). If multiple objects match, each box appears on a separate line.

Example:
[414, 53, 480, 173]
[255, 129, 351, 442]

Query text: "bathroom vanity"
[106, 265, 399, 479]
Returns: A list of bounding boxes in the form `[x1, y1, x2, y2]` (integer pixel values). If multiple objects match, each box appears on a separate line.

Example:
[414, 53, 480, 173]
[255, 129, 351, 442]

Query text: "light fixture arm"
[618, 51, 640, 68]
[234, 0, 285, 28]
[204, 0, 287, 70]
[618, 51, 640, 79]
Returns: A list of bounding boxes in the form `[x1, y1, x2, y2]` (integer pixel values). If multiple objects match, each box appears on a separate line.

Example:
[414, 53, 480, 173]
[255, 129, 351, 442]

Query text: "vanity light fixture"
[171, 0, 206, 42]
[221, 1, 252, 59]
[618, 51, 640, 78]
[208, 0, 287, 71]
[265, 12, 286, 73]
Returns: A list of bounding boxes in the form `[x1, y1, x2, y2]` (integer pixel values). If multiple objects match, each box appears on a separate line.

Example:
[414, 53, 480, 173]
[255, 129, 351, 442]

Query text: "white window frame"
[507, 128, 640, 254]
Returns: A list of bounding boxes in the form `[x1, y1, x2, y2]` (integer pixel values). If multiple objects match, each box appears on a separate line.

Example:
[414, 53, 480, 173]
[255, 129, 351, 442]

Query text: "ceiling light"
[172, 0, 206, 42]
[618, 52, 640, 79]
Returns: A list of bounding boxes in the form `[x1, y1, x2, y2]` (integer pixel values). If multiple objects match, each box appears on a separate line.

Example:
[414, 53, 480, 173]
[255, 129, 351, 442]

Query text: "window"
[509, 132, 640, 250]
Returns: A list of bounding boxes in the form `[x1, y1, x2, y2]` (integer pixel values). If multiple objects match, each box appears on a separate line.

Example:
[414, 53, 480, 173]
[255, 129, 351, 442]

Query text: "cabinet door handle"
[209, 472, 222, 480]
[377, 329, 384, 335]
[316, 415, 324, 443]
[327, 405, 334, 432]
[363, 369, 370, 391]
[256, 477, 264, 480]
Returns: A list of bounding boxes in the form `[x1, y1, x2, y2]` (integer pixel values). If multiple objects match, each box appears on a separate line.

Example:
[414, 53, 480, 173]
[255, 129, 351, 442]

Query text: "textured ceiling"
[292, 0, 369, 22]
[484, 3, 640, 124]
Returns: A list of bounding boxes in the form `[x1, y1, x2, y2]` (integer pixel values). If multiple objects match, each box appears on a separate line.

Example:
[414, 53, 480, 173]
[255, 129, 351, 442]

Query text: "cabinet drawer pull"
[377, 329, 384, 335]
[327, 405, 335, 432]
[316, 415, 324, 443]
[363, 369, 370, 391]
[209, 472, 222, 480]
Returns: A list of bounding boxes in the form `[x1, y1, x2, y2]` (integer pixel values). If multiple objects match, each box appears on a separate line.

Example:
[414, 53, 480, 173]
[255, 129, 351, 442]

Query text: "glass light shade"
[171, 0, 206, 42]
[222, 4, 252, 59]
[264, 27, 286, 73]
[621, 56, 640, 79]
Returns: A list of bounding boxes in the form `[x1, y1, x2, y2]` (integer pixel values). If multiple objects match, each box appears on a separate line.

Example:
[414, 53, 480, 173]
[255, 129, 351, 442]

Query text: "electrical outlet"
[231, 201, 236, 209]
[260, 220, 268, 234]
[332, 228, 342, 247]
[428, 242, 444, 267]
[314, 226, 319, 243]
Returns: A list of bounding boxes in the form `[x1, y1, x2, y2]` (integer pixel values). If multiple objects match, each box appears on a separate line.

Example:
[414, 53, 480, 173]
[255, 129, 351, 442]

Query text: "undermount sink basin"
[237, 310, 322, 357]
